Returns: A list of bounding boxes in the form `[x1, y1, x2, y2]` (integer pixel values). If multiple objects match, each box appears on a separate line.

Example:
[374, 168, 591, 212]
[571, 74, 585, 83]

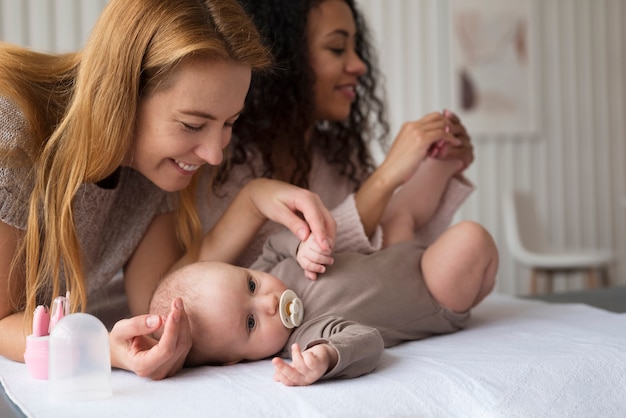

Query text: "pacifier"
[279, 290, 304, 329]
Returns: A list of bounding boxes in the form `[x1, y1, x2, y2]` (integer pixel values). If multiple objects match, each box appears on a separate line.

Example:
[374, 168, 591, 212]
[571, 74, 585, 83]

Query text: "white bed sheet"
[1, 294, 625, 418]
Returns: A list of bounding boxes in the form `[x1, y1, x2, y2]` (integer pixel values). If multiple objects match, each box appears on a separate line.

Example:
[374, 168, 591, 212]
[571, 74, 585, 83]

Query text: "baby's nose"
[260, 293, 278, 315]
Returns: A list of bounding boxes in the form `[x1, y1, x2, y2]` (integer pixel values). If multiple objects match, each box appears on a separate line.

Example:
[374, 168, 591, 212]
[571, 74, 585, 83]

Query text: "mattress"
[1, 293, 625, 417]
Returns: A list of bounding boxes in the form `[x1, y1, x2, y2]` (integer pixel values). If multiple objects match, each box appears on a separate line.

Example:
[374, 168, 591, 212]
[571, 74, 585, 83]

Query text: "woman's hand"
[247, 179, 336, 252]
[109, 298, 191, 380]
[196, 178, 335, 266]
[353, 112, 461, 238]
[434, 109, 474, 173]
[378, 112, 462, 190]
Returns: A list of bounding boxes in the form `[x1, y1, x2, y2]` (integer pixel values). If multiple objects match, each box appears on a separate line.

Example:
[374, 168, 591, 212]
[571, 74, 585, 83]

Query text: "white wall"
[1, 0, 624, 295]
[0, 0, 106, 51]
[358, 0, 626, 295]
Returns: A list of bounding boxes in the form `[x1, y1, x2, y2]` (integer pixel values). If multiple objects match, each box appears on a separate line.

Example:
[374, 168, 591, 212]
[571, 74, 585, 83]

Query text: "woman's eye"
[248, 278, 256, 293]
[329, 48, 345, 55]
[247, 315, 256, 331]
[182, 123, 202, 132]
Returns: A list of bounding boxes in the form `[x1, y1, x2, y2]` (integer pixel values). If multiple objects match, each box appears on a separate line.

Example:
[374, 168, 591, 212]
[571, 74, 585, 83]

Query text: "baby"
[150, 215, 498, 386]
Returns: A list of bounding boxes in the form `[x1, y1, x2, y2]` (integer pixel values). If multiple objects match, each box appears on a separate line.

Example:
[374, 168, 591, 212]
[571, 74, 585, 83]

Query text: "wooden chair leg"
[544, 271, 553, 293]
[585, 270, 598, 289]
[600, 267, 611, 287]
[530, 270, 539, 294]
[528, 267, 609, 293]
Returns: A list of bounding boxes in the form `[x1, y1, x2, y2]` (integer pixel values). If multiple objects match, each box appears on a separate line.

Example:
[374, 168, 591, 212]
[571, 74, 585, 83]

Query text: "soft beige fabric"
[252, 232, 469, 380]
[0, 97, 176, 328]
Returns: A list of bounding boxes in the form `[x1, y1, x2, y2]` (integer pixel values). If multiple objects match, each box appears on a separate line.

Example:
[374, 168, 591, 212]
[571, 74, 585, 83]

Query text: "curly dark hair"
[217, 0, 389, 191]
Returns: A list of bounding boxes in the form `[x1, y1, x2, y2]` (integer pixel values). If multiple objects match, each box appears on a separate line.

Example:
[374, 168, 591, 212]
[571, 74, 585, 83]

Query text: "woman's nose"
[196, 131, 230, 165]
[346, 50, 367, 76]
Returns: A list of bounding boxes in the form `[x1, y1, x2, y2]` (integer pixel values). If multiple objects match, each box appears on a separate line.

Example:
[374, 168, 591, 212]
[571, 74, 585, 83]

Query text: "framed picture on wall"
[449, 0, 535, 135]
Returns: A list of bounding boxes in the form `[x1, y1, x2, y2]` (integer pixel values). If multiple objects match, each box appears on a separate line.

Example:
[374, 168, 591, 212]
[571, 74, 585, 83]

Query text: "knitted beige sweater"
[0, 97, 175, 327]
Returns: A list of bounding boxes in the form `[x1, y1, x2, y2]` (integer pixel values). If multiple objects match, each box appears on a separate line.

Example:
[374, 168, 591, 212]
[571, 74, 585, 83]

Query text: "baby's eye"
[247, 315, 256, 331]
[247, 277, 256, 294]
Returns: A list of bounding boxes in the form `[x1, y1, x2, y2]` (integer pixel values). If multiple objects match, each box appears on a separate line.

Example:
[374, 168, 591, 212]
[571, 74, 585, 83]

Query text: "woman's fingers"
[275, 187, 336, 250]
[109, 298, 192, 380]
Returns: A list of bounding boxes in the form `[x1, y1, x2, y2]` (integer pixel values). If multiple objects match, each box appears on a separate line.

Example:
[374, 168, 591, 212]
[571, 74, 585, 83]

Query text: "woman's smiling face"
[128, 56, 251, 192]
[307, 0, 367, 122]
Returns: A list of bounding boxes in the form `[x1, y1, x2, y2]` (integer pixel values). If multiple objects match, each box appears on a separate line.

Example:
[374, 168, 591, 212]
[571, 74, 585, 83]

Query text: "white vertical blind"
[357, 0, 625, 295]
[1, 0, 624, 295]
[0, 0, 107, 51]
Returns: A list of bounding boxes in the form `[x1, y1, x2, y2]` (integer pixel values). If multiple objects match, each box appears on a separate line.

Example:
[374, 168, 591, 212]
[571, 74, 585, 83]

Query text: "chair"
[502, 189, 613, 294]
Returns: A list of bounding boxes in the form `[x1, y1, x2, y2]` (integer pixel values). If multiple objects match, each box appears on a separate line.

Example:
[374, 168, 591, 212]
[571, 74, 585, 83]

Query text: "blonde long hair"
[0, 0, 270, 319]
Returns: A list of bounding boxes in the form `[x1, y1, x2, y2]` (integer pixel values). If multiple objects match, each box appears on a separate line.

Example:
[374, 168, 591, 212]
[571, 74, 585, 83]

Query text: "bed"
[1, 293, 625, 417]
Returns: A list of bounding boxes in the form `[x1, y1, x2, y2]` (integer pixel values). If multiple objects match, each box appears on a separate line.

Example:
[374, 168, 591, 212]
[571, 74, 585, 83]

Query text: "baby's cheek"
[271, 326, 293, 353]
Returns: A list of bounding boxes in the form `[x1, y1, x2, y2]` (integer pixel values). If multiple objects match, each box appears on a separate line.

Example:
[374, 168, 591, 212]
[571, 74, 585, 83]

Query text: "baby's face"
[188, 262, 293, 365]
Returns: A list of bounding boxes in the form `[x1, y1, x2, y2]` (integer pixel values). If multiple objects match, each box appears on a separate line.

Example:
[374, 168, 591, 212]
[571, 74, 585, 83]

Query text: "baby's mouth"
[279, 290, 304, 329]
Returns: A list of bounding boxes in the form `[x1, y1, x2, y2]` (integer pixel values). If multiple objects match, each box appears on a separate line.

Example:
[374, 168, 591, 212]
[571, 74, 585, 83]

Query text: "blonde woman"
[0, 0, 334, 380]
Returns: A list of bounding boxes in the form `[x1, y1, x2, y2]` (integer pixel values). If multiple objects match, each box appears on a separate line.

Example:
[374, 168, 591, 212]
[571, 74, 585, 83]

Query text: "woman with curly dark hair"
[198, 0, 476, 277]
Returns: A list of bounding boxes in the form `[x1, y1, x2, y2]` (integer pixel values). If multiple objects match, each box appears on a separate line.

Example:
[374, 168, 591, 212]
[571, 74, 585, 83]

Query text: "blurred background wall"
[1, 0, 624, 295]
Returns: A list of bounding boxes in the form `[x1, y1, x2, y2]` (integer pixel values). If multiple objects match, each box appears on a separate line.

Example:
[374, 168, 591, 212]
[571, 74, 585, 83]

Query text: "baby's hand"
[296, 235, 333, 280]
[271, 343, 337, 386]
[430, 109, 473, 173]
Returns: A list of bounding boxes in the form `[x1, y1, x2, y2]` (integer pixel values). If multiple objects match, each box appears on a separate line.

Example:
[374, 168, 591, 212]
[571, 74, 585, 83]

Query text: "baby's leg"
[420, 221, 498, 313]
[381, 158, 462, 247]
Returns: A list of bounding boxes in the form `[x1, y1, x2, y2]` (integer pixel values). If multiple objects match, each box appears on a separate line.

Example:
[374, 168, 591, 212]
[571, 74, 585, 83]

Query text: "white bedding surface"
[1, 294, 625, 418]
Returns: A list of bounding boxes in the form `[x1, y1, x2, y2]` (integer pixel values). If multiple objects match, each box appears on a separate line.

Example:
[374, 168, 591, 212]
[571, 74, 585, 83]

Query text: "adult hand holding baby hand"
[379, 111, 462, 189]
[433, 109, 474, 173]
[296, 235, 334, 280]
[247, 178, 336, 252]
